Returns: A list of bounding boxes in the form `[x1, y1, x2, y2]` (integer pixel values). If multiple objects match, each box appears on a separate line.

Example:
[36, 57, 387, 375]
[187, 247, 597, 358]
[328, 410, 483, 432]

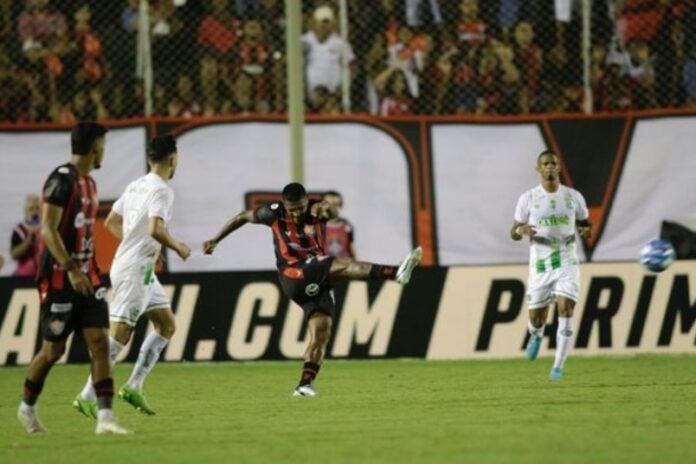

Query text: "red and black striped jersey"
[37, 163, 101, 289]
[254, 200, 327, 269]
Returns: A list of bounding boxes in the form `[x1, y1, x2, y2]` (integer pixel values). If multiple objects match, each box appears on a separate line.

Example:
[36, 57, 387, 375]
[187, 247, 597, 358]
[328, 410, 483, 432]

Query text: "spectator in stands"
[10, 195, 41, 277]
[200, 53, 223, 115]
[17, 0, 71, 82]
[72, 5, 103, 84]
[386, 25, 429, 98]
[168, 74, 203, 117]
[374, 66, 416, 115]
[476, 40, 519, 114]
[230, 19, 271, 108]
[302, 5, 355, 104]
[198, 0, 239, 58]
[235, 0, 261, 18]
[513, 21, 542, 114]
[457, 0, 487, 48]
[597, 62, 633, 111]
[626, 39, 657, 108]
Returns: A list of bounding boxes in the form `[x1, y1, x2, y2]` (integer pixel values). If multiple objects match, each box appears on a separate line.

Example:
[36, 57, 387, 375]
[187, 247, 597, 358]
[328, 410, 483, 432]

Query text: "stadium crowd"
[0, 0, 694, 121]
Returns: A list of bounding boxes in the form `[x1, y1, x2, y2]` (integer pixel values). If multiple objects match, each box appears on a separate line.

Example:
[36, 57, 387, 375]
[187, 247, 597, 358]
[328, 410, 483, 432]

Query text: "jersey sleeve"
[573, 190, 589, 221]
[42, 168, 74, 207]
[148, 188, 173, 222]
[112, 192, 125, 216]
[513, 192, 530, 223]
[254, 203, 280, 226]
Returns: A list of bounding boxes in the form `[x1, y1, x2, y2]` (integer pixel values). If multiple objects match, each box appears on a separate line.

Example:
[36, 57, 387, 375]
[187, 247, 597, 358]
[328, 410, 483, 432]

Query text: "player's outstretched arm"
[104, 210, 123, 240]
[510, 221, 536, 241]
[203, 210, 254, 255]
[149, 216, 191, 261]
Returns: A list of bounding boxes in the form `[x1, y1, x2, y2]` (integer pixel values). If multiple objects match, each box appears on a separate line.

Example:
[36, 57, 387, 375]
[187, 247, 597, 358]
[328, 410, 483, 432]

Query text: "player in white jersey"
[73, 135, 191, 417]
[511, 150, 592, 380]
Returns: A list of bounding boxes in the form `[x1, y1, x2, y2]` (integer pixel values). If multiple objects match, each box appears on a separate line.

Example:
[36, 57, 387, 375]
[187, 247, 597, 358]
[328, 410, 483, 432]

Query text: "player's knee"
[42, 343, 66, 364]
[157, 319, 176, 339]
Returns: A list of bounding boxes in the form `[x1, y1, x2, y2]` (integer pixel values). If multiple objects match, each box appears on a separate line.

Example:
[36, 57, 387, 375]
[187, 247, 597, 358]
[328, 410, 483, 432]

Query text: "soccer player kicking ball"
[203, 183, 422, 396]
[510, 150, 592, 380]
[74, 135, 190, 417]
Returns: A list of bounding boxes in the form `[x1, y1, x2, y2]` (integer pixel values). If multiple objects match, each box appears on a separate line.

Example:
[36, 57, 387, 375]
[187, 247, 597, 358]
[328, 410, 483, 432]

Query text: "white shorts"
[110, 275, 170, 327]
[526, 265, 580, 310]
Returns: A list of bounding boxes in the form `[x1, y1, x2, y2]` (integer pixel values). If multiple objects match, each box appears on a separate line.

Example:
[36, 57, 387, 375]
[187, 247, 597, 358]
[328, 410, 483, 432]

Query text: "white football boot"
[293, 384, 319, 397]
[17, 403, 47, 434]
[396, 246, 423, 285]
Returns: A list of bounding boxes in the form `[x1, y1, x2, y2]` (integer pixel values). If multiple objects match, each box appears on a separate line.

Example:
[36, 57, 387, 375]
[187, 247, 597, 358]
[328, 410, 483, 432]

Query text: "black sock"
[23, 378, 44, 406]
[299, 362, 320, 386]
[94, 378, 114, 410]
[368, 265, 397, 280]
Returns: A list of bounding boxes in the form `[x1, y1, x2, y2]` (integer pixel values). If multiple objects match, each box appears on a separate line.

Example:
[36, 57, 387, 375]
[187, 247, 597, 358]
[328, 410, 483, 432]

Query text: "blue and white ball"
[640, 239, 676, 272]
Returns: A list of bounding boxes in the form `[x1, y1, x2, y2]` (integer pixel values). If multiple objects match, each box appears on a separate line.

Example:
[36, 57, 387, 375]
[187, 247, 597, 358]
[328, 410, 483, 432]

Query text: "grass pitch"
[1, 356, 695, 464]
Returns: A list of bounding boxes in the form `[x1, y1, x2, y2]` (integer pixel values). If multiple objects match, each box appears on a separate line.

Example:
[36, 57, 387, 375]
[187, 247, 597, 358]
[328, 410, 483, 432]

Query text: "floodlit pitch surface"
[2, 356, 695, 464]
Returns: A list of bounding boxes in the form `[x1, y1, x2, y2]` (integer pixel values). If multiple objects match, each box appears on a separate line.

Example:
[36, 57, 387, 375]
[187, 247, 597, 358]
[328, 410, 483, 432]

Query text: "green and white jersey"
[514, 184, 588, 273]
[110, 173, 174, 283]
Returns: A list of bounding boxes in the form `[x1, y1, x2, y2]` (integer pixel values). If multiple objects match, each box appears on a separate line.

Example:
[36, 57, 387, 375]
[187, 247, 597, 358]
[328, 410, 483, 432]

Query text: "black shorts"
[278, 257, 336, 320]
[39, 281, 109, 342]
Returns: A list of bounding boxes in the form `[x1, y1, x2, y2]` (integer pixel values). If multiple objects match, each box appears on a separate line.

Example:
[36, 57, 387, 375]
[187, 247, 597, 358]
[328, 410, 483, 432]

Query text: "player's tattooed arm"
[576, 219, 592, 239]
[104, 210, 123, 240]
[202, 210, 254, 255]
[510, 221, 536, 241]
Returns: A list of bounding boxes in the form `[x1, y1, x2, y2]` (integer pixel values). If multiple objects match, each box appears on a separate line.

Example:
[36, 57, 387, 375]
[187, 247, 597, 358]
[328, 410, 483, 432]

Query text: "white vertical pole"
[338, 0, 351, 113]
[136, 0, 153, 116]
[581, 0, 593, 114]
[285, 0, 304, 182]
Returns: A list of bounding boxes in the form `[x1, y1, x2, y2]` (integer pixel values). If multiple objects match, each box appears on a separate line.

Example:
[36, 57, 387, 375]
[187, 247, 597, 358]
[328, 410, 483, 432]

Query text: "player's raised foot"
[526, 335, 542, 361]
[549, 367, 564, 381]
[96, 418, 131, 435]
[17, 404, 47, 434]
[73, 395, 98, 419]
[293, 384, 319, 397]
[396, 246, 423, 285]
[118, 385, 155, 415]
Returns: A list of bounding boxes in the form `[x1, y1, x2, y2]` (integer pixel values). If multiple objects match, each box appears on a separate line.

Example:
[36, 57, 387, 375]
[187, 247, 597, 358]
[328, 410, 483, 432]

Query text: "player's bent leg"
[526, 306, 549, 361]
[329, 246, 423, 284]
[550, 296, 576, 381]
[119, 307, 173, 415]
[75, 323, 132, 419]
[294, 312, 332, 397]
[18, 340, 65, 433]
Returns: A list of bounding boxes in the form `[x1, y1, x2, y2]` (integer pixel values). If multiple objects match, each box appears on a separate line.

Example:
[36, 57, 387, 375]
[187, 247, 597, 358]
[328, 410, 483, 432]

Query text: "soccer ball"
[640, 239, 676, 272]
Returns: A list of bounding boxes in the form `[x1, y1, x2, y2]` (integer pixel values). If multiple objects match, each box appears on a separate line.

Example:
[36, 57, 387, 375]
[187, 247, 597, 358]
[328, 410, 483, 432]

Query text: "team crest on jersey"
[95, 287, 107, 301]
[271, 203, 279, 210]
[74, 211, 85, 228]
[305, 283, 320, 296]
[48, 318, 65, 336]
[304, 225, 316, 237]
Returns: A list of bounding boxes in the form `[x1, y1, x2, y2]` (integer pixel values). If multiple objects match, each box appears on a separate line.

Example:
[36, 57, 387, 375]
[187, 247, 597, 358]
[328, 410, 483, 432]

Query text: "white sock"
[19, 401, 35, 413]
[97, 408, 115, 422]
[553, 317, 573, 369]
[127, 332, 169, 391]
[80, 337, 124, 401]
[527, 320, 545, 338]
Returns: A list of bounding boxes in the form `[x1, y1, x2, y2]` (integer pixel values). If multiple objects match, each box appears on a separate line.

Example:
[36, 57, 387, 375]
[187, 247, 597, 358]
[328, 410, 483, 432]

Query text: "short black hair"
[147, 135, 177, 163]
[282, 182, 307, 201]
[71, 121, 108, 155]
[537, 149, 557, 161]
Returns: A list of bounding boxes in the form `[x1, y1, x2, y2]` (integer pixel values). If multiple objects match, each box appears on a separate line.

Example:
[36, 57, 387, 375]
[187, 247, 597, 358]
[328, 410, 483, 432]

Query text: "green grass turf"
[1, 356, 696, 464]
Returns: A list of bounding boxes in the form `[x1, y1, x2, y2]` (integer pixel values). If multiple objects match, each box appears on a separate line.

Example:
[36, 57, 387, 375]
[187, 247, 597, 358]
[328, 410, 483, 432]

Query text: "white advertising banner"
[0, 127, 147, 276]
